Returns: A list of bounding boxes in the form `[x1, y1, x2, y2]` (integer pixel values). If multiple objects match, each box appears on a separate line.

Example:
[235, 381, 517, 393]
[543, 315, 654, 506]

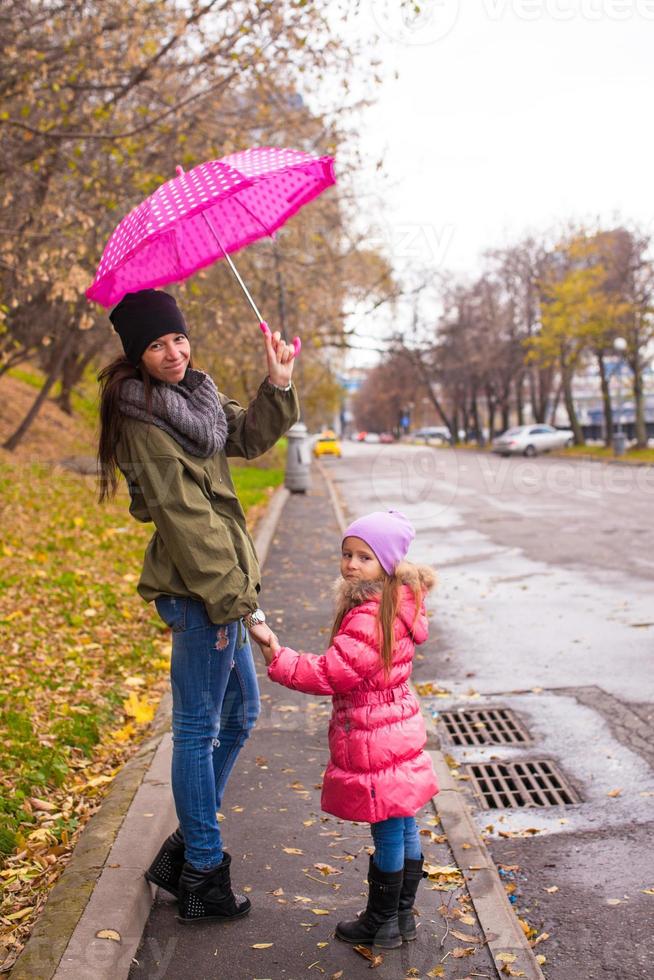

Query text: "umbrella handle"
[259, 321, 301, 359]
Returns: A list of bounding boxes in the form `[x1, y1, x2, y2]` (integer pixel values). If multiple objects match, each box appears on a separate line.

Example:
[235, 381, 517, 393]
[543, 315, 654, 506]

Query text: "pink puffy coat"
[267, 564, 439, 823]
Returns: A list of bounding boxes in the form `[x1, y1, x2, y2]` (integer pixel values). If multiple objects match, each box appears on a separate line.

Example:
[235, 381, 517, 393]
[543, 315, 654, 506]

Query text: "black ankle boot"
[145, 829, 185, 898]
[398, 855, 428, 941]
[335, 858, 403, 949]
[177, 852, 251, 923]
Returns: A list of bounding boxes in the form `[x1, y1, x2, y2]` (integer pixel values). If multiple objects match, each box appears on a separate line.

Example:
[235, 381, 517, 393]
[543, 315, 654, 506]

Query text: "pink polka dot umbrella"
[85, 146, 336, 352]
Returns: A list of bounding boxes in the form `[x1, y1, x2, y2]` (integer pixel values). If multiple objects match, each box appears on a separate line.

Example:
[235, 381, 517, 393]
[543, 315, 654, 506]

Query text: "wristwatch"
[244, 608, 266, 630]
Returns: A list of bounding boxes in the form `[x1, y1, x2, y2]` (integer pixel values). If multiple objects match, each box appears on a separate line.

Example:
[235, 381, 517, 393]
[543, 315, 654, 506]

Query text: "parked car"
[411, 426, 452, 445]
[379, 432, 395, 444]
[313, 430, 342, 458]
[492, 424, 573, 457]
[363, 432, 380, 443]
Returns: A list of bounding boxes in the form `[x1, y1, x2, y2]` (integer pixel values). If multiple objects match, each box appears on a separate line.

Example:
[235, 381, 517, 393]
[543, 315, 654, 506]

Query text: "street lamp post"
[613, 336, 627, 457]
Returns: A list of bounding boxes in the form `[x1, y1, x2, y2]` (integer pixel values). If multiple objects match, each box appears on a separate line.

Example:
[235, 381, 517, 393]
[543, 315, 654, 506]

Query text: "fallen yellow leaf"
[6, 907, 34, 922]
[282, 847, 303, 855]
[96, 929, 121, 941]
[251, 943, 273, 949]
[311, 908, 330, 915]
[123, 691, 155, 724]
[353, 944, 383, 967]
[314, 863, 341, 876]
[607, 788, 623, 798]
[496, 952, 517, 963]
[451, 929, 482, 944]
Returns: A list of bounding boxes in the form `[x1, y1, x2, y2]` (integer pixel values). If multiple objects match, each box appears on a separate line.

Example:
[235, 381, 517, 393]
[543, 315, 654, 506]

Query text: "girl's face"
[341, 536, 384, 583]
[141, 332, 190, 383]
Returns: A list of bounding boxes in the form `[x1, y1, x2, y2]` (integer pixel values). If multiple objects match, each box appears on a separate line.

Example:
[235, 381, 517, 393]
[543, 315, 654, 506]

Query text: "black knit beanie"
[109, 289, 188, 366]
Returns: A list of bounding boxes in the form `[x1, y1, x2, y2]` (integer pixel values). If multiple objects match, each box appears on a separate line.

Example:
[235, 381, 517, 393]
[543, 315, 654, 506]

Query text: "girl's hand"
[258, 639, 279, 666]
[260, 321, 297, 388]
[249, 622, 281, 664]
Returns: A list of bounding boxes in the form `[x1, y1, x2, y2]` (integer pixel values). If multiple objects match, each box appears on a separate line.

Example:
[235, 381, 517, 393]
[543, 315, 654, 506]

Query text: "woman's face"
[141, 333, 190, 384]
[341, 536, 384, 583]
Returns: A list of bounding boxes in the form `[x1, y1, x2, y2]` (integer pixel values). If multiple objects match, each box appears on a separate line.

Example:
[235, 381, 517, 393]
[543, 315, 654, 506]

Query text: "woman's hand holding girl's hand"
[260, 321, 297, 388]
[248, 621, 281, 665]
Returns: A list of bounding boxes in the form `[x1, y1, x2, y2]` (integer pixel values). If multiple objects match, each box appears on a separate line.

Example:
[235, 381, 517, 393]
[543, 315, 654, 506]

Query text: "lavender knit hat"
[342, 510, 416, 574]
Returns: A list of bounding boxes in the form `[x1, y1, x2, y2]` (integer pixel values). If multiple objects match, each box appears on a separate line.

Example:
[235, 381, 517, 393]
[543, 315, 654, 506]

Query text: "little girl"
[251, 510, 439, 949]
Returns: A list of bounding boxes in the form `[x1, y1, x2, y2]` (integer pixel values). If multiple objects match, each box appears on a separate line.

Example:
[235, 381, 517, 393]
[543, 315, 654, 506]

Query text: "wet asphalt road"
[328, 442, 654, 980]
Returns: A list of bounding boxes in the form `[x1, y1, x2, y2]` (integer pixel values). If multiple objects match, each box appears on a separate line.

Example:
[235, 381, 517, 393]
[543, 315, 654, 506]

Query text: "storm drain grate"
[466, 760, 580, 809]
[440, 707, 531, 746]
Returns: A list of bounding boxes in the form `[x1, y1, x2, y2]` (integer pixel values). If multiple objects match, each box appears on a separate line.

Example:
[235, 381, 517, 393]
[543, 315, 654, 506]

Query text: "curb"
[10, 484, 290, 980]
[318, 460, 546, 980]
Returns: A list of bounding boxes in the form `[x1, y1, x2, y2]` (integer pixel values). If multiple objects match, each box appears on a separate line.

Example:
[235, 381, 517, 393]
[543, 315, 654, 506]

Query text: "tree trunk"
[500, 399, 510, 433]
[597, 352, 612, 448]
[527, 367, 539, 423]
[561, 366, 584, 445]
[548, 379, 562, 426]
[273, 240, 288, 340]
[534, 365, 553, 422]
[632, 357, 647, 448]
[56, 339, 105, 415]
[3, 332, 74, 451]
[471, 390, 484, 445]
[0, 346, 36, 379]
[515, 373, 525, 425]
[485, 387, 497, 440]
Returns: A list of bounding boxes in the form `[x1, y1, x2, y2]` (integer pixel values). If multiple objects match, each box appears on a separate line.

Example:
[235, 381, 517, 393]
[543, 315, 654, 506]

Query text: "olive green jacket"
[116, 378, 299, 624]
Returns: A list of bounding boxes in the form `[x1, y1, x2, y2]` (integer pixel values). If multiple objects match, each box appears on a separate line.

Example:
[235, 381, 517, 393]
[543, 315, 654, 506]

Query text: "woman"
[97, 288, 298, 923]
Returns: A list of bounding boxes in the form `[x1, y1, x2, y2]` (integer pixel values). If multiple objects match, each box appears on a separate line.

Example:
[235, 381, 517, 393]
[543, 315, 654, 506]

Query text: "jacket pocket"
[154, 595, 187, 632]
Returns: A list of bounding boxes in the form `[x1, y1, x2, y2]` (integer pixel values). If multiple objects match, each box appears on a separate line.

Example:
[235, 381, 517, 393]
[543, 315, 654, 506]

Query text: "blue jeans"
[371, 816, 422, 872]
[155, 596, 260, 871]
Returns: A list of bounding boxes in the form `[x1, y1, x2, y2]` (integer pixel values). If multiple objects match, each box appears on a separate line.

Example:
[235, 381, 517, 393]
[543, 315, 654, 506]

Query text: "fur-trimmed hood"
[331, 560, 436, 645]
[332, 561, 437, 608]
[395, 561, 437, 594]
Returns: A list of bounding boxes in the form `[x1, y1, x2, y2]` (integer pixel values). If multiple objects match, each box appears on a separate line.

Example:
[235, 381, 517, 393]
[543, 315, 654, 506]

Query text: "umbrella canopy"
[85, 146, 336, 309]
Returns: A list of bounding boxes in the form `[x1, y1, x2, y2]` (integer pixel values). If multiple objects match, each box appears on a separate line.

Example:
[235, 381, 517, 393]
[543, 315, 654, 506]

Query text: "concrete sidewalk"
[13, 470, 544, 979]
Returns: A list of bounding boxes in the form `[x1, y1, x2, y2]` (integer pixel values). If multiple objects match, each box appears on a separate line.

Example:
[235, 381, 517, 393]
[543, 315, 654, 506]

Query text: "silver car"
[492, 424, 574, 457]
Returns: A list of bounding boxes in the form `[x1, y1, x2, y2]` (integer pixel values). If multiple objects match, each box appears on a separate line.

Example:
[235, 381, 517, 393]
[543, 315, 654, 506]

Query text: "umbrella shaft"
[202, 212, 264, 324]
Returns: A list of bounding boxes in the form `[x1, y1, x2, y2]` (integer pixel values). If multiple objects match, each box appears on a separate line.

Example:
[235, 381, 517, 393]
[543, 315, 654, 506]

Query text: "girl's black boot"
[145, 829, 185, 898]
[335, 858, 403, 949]
[177, 852, 252, 923]
[398, 855, 428, 941]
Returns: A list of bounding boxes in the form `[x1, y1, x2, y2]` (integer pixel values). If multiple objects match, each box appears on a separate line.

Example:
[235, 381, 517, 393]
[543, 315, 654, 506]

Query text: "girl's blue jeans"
[371, 816, 422, 872]
[155, 596, 260, 872]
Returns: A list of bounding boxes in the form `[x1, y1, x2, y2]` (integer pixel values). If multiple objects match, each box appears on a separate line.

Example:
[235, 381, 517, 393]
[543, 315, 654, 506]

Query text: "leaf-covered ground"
[0, 448, 283, 972]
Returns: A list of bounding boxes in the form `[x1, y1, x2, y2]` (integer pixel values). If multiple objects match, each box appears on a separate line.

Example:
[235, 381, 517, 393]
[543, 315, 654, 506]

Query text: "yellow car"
[313, 431, 342, 458]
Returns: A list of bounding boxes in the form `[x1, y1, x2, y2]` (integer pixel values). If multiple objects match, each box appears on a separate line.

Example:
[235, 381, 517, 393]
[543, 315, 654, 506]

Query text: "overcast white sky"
[336, 0, 654, 364]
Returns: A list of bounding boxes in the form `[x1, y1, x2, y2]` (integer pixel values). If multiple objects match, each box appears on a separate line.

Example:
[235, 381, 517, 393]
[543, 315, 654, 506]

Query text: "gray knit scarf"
[119, 369, 228, 458]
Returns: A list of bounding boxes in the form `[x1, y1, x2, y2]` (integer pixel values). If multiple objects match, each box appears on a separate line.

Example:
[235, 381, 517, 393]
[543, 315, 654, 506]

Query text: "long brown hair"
[330, 569, 424, 677]
[96, 356, 155, 501]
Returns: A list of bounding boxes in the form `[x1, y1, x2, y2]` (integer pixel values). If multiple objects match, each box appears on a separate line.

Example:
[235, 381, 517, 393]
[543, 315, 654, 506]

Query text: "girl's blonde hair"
[330, 565, 426, 677]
